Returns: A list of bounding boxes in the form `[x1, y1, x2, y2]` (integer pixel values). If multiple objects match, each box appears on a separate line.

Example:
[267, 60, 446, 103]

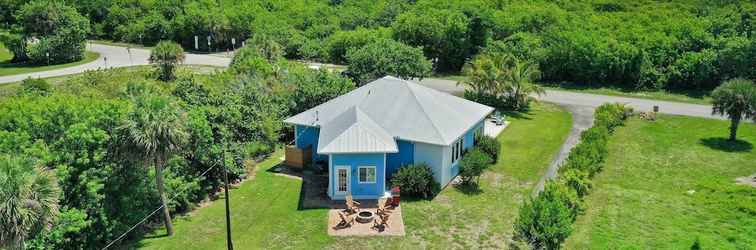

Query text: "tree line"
[1, 0, 753, 89]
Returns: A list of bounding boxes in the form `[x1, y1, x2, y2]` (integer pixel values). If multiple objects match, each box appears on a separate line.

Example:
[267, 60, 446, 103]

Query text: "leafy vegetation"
[474, 135, 501, 163]
[710, 78, 756, 141]
[149, 41, 185, 81]
[344, 38, 431, 85]
[4, 1, 89, 64]
[461, 53, 545, 111]
[514, 103, 631, 248]
[390, 163, 439, 199]
[0, 155, 60, 250]
[0, 47, 353, 248]
[458, 148, 493, 185]
[565, 115, 756, 249]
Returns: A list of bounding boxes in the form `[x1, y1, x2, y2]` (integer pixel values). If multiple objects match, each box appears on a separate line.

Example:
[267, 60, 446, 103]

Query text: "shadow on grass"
[453, 182, 483, 195]
[699, 137, 753, 153]
[502, 109, 533, 120]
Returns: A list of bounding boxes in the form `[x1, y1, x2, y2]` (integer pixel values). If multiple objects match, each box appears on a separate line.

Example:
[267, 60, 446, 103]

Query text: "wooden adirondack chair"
[345, 193, 360, 214]
[377, 198, 392, 216]
[372, 212, 390, 231]
[334, 211, 355, 229]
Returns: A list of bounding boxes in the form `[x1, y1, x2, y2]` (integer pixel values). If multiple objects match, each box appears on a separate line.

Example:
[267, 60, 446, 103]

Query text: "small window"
[358, 166, 376, 183]
[451, 137, 464, 163]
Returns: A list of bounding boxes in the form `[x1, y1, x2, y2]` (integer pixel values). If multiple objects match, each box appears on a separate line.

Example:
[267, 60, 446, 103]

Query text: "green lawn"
[0, 44, 100, 77]
[136, 102, 572, 249]
[565, 115, 756, 249]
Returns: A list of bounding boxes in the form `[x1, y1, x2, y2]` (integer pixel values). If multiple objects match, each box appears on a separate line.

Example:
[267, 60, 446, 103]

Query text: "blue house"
[285, 76, 494, 200]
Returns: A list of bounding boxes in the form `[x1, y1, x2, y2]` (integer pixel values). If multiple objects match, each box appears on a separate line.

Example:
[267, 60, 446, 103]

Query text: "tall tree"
[504, 57, 545, 110]
[0, 155, 60, 250]
[711, 78, 756, 141]
[345, 39, 431, 85]
[461, 53, 544, 110]
[150, 41, 186, 81]
[120, 87, 188, 236]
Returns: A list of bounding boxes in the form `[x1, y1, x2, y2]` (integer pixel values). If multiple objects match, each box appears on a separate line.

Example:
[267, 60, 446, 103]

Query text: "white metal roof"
[285, 76, 494, 153]
[317, 106, 398, 154]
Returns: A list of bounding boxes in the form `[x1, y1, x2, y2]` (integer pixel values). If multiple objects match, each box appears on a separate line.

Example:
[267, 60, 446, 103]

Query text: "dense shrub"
[19, 78, 52, 96]
[594, 103, 632, 133]
[475, 135, 501, 163]
[391, 163, 440, 199]
[15, 0, 90, 65]
[345, 39, 432, 85]
[326, 27, 391, 64]
[514, 181, 576, 250]
[149, 41, 186, 81]
[560, 168, 592, 198]
[458, 148, 492, 185]
[514, 103, 629, 248]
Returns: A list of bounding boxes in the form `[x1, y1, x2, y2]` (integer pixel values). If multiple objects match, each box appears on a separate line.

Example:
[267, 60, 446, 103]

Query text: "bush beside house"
[391, 164, 439, 199]
[458, 148, 492, 185]
[514, 103, 631, 249]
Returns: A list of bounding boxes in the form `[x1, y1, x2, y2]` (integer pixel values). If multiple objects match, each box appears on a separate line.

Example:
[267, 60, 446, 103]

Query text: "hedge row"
[514, 103, 631, 249]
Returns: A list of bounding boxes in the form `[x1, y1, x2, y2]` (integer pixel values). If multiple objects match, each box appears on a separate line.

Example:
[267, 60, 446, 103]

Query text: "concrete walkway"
[414, 78, 725, 194]
[0, 43, 231, 84]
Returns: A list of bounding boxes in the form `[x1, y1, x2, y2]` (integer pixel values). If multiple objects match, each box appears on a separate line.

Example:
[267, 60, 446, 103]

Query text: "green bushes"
[12, 0, 90, 65]
[458, 148, 492, 185]
[20, 78, 51, 96]
[475, 135, 501, 163]
[514, 181, 576, 250]
[344, 39, 431, 85]
[391, 163, 439, 199]
[514, 103, 630, 248]
[149, 41, 185, 81]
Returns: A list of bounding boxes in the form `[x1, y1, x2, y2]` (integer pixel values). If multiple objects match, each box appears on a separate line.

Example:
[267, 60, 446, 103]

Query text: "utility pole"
[222, 146, 234, 250]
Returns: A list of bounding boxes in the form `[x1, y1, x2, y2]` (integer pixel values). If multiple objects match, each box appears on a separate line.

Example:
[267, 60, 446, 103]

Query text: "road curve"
[0, 43, 231, 84]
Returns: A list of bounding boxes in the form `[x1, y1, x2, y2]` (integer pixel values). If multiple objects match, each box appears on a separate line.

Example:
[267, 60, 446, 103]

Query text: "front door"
[335, 166, 350, 196]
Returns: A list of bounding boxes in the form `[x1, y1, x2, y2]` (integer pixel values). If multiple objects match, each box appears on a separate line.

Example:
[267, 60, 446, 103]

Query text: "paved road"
[0, 43, 231, 84]
[414, 78, 726, 194]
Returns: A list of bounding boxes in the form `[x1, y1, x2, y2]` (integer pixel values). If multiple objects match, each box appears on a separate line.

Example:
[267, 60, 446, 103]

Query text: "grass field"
[564, 115, 756, 249]
[0, 44, 100, 76]
[135, 102, 572, 249]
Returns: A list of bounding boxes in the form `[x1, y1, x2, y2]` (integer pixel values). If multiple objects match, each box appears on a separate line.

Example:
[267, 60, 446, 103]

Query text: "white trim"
[334, 166, 350, 196]
[357, 166, 377, 184]
[328, 155, 333, 198]
[383, 153, 387, 193]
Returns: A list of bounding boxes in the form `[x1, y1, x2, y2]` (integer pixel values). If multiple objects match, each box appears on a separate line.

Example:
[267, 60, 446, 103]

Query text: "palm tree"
[0, 155, 60, 250]
[461, 53, 545, 110]
[120, 89, 188, 236]
[503, 58, 545, 110]
[711, 78, 756, 141]
[150, 41, 186, 81]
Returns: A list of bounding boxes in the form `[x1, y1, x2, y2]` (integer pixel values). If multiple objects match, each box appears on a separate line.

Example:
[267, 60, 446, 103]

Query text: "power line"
[101, 164, 216, 249]
[102, 121, 316, 249]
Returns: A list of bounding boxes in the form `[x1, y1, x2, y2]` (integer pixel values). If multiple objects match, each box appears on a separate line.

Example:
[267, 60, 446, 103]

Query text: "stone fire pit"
[356, 211, 374, 223]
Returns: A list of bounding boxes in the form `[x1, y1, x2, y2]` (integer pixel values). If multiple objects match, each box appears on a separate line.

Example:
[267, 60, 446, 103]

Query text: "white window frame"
[358, 166, 376, 183]
[335, 166, 350, 195]
[451, 137, 464, 164]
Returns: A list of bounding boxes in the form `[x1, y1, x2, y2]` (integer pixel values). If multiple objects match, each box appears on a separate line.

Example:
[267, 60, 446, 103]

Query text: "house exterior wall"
[386, 139, 414, 178]
[413, 142, 446, 185]
[449, 119, 486, 181]
[329, 153, 386, 200]
[295, 125, 326, 162]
